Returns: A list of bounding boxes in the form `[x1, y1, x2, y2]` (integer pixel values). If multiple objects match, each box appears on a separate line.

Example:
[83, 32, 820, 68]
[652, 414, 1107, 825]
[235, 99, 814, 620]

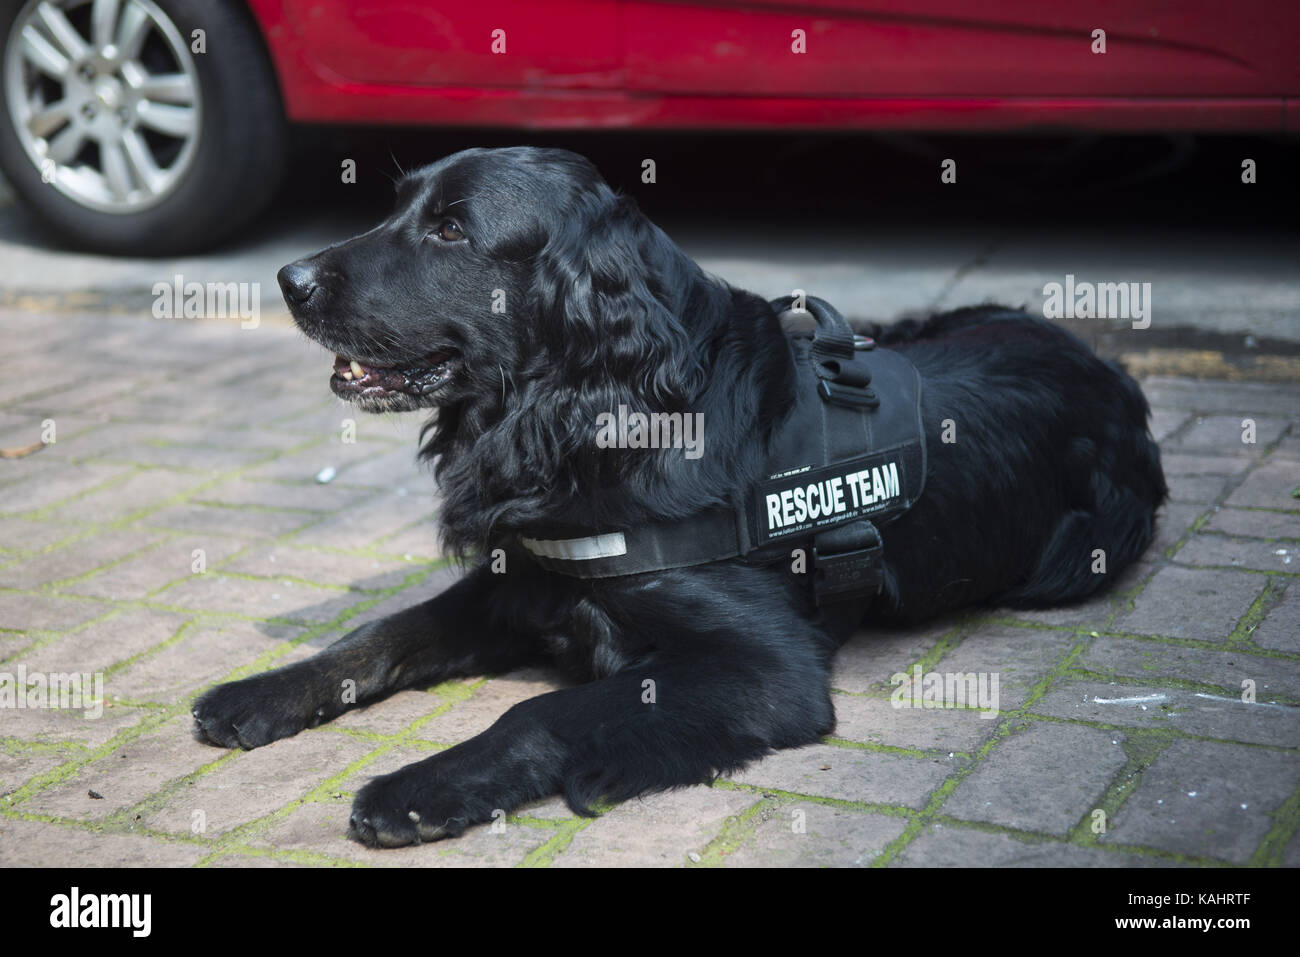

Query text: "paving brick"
[243, 438, 405, 484]
[893, 824, 1178, 867]
[1203, 506, 1300, 539]
[141, 503, 320, 540]
[207, 852, 313, 867]
[1164, 415, 1290, 453]
[218, 547, 423, 591]
[515, 795, 580, 821]
[149, 573, 366, 624]
[0, 464, 133, 515]
[412, 669, 565, 744]
[144, 730, 372, 836]
[1032, 681, 1300, 747]
[18, 608, 189, 675]
[21, 716, 224, 821]
[554, 785, 760, 867]
[194, 478, 376, 512]
[1166, 473, 1235, 505]
[944, 722, 1127, 835]
[330, 690, 447, 737]
[92, 442, 273, 471]
[0, 700, 147, 748]
[263, 402, 423, 443]
[331, 745, 445, 794]
[369, 521, 447, 560]
[0, 592, 112, 632]
[727, 742, 953, 808]
[286, 488, 438, 551]
[108, 621, 303, 706]
[1285, 826, 1300, 867]
[1173, 534, 1297, 572]
[0, 526, 167, 590]
[0, 816, 207, 866]
[1114, 565, 1265, 641]
[1079, 636, 1300, 701]
[1157, 450, 1254, 505]
[0, 745, 77, 798]
[721, 804, 905, 867]
[1149, 503, 1210, 554]
[252, 797, 551, 866]
[996, 567, 1139, 630]
[1142, 378, 1300, 417]
[328, 447, 429, 488]
[1100, 739, 1300, 863]
[322, 564, 465, 639]
[1149, 409, 1192, 442]
[830, 618, 957, 694]
[44, 468, 211, 524]
[830, 694, 997, 754]
[931, 625, 1076, 710]
[1158, 451, 1255, 478]
[1226, 461, 1300, 511]
[0, 516, 83, 554]
[0, 414, 107, 462]
[1251, 583, 1300, 653]
[1273, 433, 1300, 460]
[64, 537, 250, 601]
[55, 422, 283, 462]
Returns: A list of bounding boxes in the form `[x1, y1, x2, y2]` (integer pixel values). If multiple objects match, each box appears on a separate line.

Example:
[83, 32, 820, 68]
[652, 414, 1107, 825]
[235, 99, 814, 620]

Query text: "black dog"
[192, 146, 1167, 848]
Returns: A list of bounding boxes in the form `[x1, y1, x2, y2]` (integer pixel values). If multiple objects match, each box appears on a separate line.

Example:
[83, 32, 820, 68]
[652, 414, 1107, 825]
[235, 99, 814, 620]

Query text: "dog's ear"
[532, 192, 706, 411]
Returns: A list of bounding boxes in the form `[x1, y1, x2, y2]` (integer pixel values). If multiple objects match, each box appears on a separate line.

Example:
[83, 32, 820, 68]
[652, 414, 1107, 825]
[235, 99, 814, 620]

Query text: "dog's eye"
[430, 220, 465, 242]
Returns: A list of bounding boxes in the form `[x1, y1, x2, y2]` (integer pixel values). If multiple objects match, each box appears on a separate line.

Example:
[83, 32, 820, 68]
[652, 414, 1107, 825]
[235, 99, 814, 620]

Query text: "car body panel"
[244, 0, 1299, 132]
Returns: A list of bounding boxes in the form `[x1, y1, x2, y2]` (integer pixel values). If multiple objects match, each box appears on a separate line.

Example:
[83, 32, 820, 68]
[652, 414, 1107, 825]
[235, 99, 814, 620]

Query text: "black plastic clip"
[813, 521, 884, 604]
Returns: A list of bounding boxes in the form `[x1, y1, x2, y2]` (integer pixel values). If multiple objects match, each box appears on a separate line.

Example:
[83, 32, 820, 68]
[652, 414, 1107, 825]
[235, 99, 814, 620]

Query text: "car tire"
[0, 0, 285, 255]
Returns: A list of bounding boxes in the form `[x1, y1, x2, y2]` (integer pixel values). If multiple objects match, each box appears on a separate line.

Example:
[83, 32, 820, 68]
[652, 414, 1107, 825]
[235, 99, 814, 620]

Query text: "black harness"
[518, 296, 927, 631]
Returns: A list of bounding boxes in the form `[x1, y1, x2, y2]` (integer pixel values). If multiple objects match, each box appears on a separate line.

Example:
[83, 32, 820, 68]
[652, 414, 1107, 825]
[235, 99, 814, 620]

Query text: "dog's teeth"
[341, 371, 353, 381]
[350, 360, 364, 379]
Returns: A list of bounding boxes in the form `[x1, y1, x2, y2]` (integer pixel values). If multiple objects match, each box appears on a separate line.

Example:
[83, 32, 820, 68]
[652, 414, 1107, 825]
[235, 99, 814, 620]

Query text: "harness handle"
[769, 294, 856, 359]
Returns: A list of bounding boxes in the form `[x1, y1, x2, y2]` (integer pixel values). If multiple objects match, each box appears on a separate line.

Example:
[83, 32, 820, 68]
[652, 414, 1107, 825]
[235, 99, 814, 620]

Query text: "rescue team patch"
[754, 450, 908, 545]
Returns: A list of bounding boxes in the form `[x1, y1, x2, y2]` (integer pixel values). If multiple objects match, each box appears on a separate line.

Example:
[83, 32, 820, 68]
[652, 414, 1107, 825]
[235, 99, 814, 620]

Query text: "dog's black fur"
[192, 146, 1167, 848]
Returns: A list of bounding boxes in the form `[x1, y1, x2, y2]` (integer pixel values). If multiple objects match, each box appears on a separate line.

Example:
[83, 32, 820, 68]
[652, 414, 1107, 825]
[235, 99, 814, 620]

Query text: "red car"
[2, 0, 1296, 254]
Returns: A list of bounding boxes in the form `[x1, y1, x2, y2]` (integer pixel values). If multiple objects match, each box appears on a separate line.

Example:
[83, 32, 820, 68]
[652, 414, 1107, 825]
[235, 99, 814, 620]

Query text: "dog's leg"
[348, 633, 834, 847]
[192, 567, 537, 749]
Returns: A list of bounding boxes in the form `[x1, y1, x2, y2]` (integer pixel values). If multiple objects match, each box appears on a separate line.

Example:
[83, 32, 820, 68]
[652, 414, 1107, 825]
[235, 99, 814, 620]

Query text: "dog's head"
[277, 146, 707, 417]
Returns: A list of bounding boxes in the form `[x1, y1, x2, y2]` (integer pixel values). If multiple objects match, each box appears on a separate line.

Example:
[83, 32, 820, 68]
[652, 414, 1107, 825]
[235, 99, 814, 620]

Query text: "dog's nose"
[277, 262, 319, 306]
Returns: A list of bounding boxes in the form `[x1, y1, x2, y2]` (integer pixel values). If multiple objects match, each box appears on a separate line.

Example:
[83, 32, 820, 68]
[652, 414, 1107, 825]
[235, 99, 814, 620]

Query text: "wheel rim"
[4, 0, 201, 214]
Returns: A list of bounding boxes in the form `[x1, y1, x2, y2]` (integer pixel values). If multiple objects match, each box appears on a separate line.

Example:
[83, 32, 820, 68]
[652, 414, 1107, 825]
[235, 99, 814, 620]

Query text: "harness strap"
[515, 294, 925, 630]
[784, 295, 891, 615]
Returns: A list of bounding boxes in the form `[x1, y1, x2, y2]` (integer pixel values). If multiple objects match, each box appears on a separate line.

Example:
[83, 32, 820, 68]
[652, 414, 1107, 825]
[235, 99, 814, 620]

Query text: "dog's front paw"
[348, 760, 482, 848]
[192, 669, 328, 750]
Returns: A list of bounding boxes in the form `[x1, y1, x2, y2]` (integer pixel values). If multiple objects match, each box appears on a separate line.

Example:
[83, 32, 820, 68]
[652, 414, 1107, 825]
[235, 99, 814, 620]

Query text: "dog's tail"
[995, 357, 1169, 608]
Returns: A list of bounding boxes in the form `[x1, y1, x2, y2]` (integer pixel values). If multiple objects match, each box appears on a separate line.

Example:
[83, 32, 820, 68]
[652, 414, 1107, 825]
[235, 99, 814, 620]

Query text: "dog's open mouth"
[330, 350, 460, 402]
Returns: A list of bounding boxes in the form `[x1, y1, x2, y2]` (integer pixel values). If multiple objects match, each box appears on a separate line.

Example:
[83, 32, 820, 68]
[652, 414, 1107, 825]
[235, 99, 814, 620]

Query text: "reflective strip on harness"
[520, 532, 628, 561]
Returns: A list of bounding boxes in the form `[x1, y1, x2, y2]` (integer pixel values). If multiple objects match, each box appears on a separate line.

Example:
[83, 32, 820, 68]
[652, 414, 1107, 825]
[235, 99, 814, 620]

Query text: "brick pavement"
[0, 310, 1297, 867]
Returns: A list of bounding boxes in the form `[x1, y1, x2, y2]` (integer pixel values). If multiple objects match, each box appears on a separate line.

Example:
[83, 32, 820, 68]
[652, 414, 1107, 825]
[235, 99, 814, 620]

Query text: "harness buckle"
[818, 378, 880, 410]
[812, 520, 884, 604]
